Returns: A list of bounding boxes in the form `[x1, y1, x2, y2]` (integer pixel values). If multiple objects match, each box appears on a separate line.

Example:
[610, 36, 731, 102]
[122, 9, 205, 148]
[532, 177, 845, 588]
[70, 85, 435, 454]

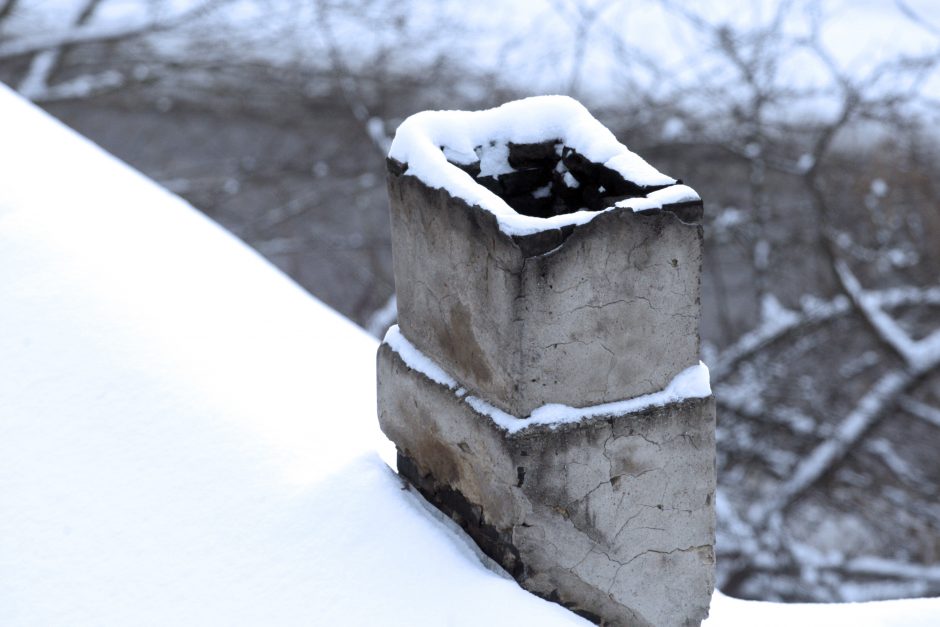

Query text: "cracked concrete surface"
[383, 151, 713, 625]
[387, 168, 703, 417]
[377, 344, 716, 626]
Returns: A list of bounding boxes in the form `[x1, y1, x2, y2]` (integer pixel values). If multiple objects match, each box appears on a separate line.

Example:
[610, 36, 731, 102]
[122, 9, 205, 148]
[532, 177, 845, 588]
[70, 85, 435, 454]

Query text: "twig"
[899, 396, 940, 429]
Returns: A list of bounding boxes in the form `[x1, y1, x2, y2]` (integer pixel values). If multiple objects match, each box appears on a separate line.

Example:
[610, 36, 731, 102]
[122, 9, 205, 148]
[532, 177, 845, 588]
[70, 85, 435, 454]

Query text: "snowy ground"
[1, 84, 939, 625]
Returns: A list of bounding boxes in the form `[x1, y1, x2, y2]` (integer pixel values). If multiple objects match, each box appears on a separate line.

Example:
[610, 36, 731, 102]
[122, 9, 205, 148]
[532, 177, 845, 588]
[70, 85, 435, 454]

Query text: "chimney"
[377, 96, 715, 626]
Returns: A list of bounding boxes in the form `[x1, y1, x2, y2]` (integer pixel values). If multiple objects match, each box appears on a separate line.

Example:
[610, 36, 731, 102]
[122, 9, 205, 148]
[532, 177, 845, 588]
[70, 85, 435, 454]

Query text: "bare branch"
[836, 258, 940, 373]
[748, 369, 915, 524]
[895, 0, 940, 38]
[843, 555, 940, 583]
[0, 0, 228, 60]
[17, 0, 104, 100]
[900, 396, 940, 429]
[865, 438, 926, 486]
[718, 553, 940, 590]
[314, 0, 391, 156]
[0, 0, 18, 25]
[712, 286, 940, 382]
[27, 70, 124, 102]
[548, 0, 618, 96]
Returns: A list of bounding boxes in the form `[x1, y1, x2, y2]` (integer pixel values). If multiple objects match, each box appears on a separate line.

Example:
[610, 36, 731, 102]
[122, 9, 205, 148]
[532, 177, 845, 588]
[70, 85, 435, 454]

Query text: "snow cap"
[388, 95, 699, 237]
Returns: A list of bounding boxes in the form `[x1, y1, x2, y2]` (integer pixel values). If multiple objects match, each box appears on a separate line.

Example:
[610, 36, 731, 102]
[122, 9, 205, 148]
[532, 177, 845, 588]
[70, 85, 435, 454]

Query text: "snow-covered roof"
[388, 95, 700, 237]
[1, 84, 937, 626]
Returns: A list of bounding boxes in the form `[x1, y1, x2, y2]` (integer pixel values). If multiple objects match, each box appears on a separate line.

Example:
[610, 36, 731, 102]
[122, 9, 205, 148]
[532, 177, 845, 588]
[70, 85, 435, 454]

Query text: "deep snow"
[1, 83, 938, 625]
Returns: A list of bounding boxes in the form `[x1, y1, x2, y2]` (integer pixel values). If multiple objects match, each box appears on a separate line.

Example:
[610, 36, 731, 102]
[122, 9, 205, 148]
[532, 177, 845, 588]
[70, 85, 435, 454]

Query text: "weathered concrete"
[377, 342, 716, 627]
[387, 161, 703, 417]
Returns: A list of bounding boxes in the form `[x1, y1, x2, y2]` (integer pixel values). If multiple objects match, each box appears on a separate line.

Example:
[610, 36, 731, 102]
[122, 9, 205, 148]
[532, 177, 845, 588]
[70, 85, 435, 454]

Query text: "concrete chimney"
[377, 96, 715, 626]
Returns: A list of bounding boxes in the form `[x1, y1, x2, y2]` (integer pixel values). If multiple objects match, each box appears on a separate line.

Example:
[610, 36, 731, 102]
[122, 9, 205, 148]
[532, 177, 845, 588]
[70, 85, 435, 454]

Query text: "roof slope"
[0, 84, 936, 626]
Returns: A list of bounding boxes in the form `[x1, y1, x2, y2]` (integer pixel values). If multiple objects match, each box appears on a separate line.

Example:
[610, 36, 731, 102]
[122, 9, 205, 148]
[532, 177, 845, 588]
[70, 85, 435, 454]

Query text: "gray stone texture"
[387, 164, 704, 418]
[377, 343, 716, 627]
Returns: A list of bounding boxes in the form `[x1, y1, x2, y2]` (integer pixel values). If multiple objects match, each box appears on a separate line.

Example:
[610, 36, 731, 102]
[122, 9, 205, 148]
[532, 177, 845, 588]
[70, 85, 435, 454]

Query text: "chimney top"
[388, 95, 699, 237]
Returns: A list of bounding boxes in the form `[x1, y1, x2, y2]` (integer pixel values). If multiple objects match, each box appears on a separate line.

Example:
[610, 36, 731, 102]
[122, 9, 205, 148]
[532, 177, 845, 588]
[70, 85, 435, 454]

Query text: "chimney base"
[377, 338, 716, 627]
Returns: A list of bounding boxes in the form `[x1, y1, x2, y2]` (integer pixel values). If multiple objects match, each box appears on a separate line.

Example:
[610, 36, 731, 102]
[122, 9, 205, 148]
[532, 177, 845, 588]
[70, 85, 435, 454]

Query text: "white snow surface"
[388, 95, 688, 236]
[0, 83, 580, 627]
[615, 183, 701, 212]
[384, 324, 457, 389]
[2, 84, 939, 626]
[383, 325, 711, 434]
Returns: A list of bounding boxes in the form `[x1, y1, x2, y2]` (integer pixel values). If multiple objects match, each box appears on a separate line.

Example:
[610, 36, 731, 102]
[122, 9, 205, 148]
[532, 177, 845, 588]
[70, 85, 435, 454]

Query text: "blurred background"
[3, 0, 939, 604]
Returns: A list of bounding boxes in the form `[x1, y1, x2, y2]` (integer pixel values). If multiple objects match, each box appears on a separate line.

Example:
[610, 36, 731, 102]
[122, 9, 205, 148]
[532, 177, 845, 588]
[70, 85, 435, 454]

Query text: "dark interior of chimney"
[443, 139, 667, 218]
